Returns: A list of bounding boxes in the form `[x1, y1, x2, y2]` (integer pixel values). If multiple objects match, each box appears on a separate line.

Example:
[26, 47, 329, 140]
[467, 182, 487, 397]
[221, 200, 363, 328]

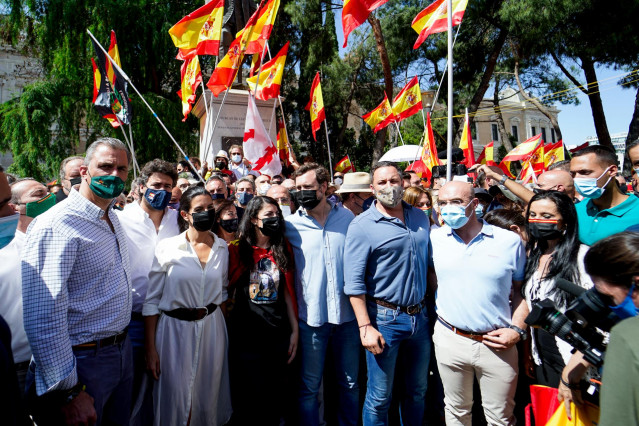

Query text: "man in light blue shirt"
[431, 181, 527, 426]
[284, 163, 359, 426]
[345, 162, 432, 426]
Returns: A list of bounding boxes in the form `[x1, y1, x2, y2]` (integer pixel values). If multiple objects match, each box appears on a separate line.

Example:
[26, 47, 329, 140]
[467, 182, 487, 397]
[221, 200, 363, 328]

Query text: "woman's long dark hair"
[237, 196, 291, 271]
[178, 186, 211, 232]
[523, 191, 580, 307]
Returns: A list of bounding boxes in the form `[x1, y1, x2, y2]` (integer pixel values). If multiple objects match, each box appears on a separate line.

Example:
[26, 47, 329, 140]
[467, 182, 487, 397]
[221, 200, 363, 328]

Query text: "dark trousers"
[28, 336, 134, 426]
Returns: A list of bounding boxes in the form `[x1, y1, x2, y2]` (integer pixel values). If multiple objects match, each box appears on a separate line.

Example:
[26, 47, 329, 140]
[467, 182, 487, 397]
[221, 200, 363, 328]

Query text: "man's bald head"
[538, 169, 575, 200]
[266, 184, 291, 205]
[439, 181, 475, 202]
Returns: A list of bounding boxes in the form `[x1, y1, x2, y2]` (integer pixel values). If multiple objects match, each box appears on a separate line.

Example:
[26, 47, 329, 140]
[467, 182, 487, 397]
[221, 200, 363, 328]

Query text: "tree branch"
[550, 52, 588, 95]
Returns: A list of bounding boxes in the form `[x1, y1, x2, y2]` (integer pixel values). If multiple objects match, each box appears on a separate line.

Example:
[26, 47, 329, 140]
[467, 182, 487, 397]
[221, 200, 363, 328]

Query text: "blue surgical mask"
[144, 188, 171, 211]
[237, 191, 253, 206]
[610, 283, 638, 320]
[0, 212, 19, 249]
[440, 201, 473, 229]
[211, 193, 226, 200]
[574, 166, 613, 199]
[231, 154, 242, 164]
[475, 204, 484, 219]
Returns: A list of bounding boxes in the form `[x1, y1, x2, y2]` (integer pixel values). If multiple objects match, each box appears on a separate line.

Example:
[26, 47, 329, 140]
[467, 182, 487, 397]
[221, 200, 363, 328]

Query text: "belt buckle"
[195, 307, 208, 320]
[406, 304, 420, 315]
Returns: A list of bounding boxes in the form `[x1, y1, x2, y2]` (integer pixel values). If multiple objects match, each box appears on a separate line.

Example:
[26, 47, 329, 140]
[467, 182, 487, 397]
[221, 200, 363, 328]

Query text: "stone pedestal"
[192, 89, 278, 166]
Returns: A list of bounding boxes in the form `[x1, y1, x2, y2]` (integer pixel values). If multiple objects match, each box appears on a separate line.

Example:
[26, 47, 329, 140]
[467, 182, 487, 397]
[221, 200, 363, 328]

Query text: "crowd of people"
[1, 137, 639, 426]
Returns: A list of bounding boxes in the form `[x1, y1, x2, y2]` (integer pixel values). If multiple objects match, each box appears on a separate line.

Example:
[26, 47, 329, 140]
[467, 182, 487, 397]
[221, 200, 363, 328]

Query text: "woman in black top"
[226, 196, 298, 425]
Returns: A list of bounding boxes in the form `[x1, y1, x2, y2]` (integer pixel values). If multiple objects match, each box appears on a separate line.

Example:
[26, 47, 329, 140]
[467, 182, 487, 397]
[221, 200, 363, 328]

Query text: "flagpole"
[87, 29, 204, 184]
[203, 87, 231, 164]
[323, 120, 334, 174]
[393, 121, 406, 146]
[114, 116, 139, 179]
[200, 81, 212, 166]
[128, 123, 139, 177]
[267, 100, 277, 134]
[445, 0, 453, 182]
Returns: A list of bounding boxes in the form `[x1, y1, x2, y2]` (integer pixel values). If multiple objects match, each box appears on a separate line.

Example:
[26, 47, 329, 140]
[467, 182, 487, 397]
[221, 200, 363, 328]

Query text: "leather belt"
[72, 329, 128, 350]
[438, 317, 487, 342]
[367, 296, 426, 315]
[164, 302, 218, 321]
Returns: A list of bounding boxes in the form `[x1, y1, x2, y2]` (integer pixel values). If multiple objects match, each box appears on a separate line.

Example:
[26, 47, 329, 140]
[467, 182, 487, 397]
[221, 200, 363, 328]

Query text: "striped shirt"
[22, 189, 132, 395]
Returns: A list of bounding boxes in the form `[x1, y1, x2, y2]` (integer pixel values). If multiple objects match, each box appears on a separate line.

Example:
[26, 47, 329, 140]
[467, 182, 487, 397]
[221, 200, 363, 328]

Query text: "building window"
[531, 126, 537, 137]
[511, 125, 519, 143]
[472, 122, 478, 140]
[541, 128, 547, 143]
[491, 123, 499, 142]
[551, 128, 556, 143]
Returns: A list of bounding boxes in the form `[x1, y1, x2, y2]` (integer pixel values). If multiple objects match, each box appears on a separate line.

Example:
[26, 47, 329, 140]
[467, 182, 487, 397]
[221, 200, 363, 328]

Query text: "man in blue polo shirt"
[345, 162, 432, 426]
[284, 163, 359, 426]
[571, 144, 639, 245]
[431, 181, 527, 426]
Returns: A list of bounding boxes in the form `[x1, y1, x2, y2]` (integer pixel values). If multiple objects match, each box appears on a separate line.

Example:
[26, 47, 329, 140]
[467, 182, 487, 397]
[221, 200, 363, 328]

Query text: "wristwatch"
[499, 175, 509, 185]
[509, 325, 527, 341]
[64, 383, 86, 404]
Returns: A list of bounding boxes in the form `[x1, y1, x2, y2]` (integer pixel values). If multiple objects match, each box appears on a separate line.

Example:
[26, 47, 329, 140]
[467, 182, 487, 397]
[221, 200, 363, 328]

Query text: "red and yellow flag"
[169, 0, 224, 56]
[342, 0, 389, 47]
[247, 42, 289, 101]
[236, 0, 280, 55]
[305, 72, 325, 141]
[106, 31, 121, 87]
[276, 118, 290, 167]
[459, 110, 476, 168]
[206, 39, 245, 97]
[502, 134, 544, 162]
[520, 143, 546, 181]
[412, 0, 468, 49]
[392, 76, 423, 122]
[335, 155, 355, 173]
[91, 58, 120, 128]
[544, 141, 565, 168]
[498, 160, 517, 179]
[421, 112, 441, 176]
[363, 94, 395, 133]
[476, 142, 495, 166]
[177, 55, 202, 121]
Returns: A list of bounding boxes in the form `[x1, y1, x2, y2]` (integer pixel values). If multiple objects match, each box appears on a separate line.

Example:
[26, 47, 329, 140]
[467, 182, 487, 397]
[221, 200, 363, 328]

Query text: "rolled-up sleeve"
[343, 220, 372, 297]
[143, 248, 167, 316]
[22, 225, 78, 395]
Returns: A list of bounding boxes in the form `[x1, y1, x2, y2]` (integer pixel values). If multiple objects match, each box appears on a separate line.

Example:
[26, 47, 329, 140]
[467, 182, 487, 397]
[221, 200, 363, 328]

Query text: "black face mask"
[69, 177, 82, 186]
[219, 218, 239, 233]
[215, 161, 227, 170]
[191, 210, 215, 232]
[529, 221, 563, 240]
[259, 216, 281, 237]
[295, 189, 321, 210]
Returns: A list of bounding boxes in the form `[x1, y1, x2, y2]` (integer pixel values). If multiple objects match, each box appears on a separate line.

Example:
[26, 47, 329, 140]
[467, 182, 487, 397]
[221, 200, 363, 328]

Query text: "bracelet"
[358, 323, 371, 329]
[560, 377, 580, 390]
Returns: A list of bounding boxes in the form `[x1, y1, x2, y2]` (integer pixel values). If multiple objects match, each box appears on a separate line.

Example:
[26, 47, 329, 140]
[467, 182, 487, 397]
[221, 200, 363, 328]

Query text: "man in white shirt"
[2, 178, 54, 392]
[116, 159, 180, 425]
[228, 144, 258, 180]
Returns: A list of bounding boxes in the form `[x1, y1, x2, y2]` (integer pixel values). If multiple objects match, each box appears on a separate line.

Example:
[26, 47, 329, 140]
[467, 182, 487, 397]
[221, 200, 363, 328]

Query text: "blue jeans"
[363, 304, 431, 426]
[129, 318, 153, 426]
[298, 319, 360, 426]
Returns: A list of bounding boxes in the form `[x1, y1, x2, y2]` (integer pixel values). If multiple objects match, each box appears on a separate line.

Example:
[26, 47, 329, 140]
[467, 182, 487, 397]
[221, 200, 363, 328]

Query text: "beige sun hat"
[335, 172, 373, 194]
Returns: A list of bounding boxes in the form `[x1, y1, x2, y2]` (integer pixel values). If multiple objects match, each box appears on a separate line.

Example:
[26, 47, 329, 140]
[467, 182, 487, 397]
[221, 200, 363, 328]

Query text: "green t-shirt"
[576, 195, 639, 246]
[599, 316, 639, 426]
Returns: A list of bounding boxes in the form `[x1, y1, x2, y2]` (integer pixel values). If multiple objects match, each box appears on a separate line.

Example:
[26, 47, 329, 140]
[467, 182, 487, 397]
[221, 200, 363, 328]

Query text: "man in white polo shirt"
[430, 181, 527, 426]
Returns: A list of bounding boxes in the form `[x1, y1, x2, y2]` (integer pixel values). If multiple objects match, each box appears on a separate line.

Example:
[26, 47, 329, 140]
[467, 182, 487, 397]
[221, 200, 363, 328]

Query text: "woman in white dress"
[523, 190, 593, 387]
[144, 186, 232, 425]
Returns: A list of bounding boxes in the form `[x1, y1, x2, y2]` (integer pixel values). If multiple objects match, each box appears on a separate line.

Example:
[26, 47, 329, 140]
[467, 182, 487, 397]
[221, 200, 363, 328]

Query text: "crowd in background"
[2, 138, 639, 426]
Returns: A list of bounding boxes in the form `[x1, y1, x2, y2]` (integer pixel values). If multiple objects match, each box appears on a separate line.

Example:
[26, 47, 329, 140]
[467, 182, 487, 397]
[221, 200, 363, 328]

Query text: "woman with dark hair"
[143, 186, 232, 425]
[523, 191, 592, 387]
[213, 198, 239, 243]
[226, 196, 298, 425]
[483, 208, 528, 242]
[403, 186, 435, 225]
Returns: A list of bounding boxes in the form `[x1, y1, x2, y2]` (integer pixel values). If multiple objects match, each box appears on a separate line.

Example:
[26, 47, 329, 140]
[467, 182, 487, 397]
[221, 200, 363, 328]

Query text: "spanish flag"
[206, 39, 245, 97]
[412, 0, 468, 50]
[342, 0, 389, 48]
[392, 77, 422, 122]
[459, 109, 475, 168]
[362, 94, 395, 133]
[169, 0, 224, 56]
[421, 112, 441, 175]
[247, 42, 289, 101]
[476, 142, 495, 166]
[498, 160, 517, 179]
[91, 58, 120, 128]
[177, 55, 202, 121]
[544, 141, 565, 168]
[236, 0, 280, 55]
[106, 31, 121, 88]
[276, 119, 290, 167]
[501, 134, 544, 162]
[305, 72, 325, 141]
[335, 155, 355, 173]
[520, 143, 545, 176]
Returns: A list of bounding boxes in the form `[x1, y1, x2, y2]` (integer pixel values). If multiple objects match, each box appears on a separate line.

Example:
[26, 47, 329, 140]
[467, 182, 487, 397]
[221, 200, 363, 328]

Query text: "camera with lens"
[525, 279, 619, 368]
[432, 148, 468, 178]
